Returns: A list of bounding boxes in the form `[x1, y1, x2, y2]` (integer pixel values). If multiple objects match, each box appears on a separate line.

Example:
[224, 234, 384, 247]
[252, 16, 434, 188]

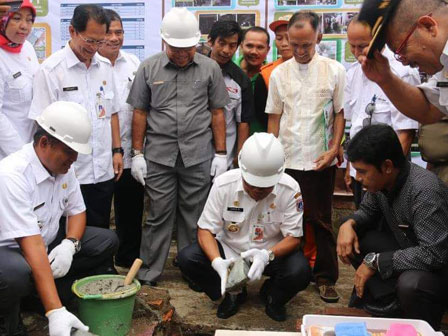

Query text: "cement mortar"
[77, 278, 136, 295]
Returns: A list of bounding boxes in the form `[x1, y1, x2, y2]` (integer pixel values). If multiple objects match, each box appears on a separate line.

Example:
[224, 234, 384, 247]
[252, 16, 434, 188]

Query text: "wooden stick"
[124, 258, 143, 285]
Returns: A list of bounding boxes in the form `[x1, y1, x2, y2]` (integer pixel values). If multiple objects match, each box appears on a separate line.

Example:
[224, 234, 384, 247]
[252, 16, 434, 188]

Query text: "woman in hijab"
[0, 0, 38, 160]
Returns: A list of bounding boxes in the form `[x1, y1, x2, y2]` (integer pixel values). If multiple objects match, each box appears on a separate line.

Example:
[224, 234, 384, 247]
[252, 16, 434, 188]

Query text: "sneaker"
[318, 284, 340, 303]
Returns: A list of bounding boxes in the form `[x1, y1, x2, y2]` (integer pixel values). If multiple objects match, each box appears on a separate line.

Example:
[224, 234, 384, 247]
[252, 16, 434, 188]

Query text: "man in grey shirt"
[127, 8, 229, 285]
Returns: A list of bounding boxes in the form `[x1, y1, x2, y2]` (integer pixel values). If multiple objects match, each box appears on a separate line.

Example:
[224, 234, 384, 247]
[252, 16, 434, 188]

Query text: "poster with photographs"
[197, 11, 259, 38]
[173, 0, 233, 10]
[267, 0, 361, 67]
[32, 0, 162, 61]
[276, 0, 340, 10]
[165, 0, 265, 57]
[317, 39, 339, 61]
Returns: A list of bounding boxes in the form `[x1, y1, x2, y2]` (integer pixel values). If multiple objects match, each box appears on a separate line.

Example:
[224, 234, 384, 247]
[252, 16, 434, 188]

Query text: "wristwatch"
[66, 237, 81, 253]
[363, 252, 378, 270]
[112, 147, 124, 155]
[267, 249, 275, 262]
[131, 148, 143, 157]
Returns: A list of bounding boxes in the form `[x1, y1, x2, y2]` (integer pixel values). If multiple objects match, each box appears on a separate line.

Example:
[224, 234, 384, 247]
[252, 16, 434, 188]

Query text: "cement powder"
[77, 278, 137, 295]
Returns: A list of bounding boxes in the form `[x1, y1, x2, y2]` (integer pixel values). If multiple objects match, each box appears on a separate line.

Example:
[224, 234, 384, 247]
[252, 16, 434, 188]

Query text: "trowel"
[111, 258, 143, 292]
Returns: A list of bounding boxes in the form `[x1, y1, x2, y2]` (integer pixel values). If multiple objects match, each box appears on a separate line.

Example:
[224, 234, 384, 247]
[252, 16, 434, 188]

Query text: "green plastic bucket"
[72, 274, 141, 336]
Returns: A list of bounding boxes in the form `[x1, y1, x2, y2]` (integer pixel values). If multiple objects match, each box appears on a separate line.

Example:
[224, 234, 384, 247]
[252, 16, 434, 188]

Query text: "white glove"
[210, 153, 228, 181]
[47, 306, 89, 336]
[211, 256, 235, 297]
[241, 249, 270, 281]
[48, 239, 75, 279]
[131, 154, 147, 186]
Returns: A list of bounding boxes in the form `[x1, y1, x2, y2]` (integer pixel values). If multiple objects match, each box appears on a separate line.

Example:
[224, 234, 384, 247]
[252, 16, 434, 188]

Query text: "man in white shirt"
[0, 101, 118, 336]
[29, 4, 123, 230]
[207, 20, 254, 169]
[98, 9, 143, 269]
[344, 16, 420, 208]
[357, 0, 448, 124]
[266, 11, 346, 303]
[178, 133, 311, 322]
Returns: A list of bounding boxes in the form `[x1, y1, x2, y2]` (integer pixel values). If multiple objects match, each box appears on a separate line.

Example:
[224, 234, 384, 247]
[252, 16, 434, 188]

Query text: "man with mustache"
[357, 0, 448, 125]
[208, 19, 254, 169]
[29, 4, 123, 233]
[0, 102, 118, 335]
[253, 15, 294, 132]
[266, 10, 346, 303]
[127, 8, 229, 286]
[235, 26, 270, 133]
[337, 124, 448, 330]
[178, 133, 311, 322]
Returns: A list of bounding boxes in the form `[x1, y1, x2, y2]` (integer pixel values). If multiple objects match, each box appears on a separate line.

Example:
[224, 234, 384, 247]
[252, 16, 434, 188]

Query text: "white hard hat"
[36, 101, 92, 155]
[238, 133, 285, 188]
[160, 8, 200, 48]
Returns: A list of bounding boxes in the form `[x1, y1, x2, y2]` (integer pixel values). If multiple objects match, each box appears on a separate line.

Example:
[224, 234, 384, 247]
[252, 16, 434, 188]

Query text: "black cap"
[358, 0, 401, 58]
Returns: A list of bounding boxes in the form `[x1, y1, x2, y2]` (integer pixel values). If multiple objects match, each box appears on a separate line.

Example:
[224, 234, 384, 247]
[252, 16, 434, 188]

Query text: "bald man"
[358, 0, 448, 125]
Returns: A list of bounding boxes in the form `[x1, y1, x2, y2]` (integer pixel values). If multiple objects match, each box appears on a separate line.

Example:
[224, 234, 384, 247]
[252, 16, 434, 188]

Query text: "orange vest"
[260, 57, 286, 89]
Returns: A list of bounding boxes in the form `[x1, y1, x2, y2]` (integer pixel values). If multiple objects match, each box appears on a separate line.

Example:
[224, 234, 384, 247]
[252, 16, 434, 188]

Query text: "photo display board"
[30, 0, 361, 67]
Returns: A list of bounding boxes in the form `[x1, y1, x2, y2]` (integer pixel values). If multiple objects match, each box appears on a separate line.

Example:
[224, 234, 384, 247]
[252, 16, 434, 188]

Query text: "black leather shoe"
[217, 288, 247, 319]
[265, 302, 286, 322]
[363, 298, 400, 317]
[140, 280, 158, 287]
[348, 287, 363, 309]
[181, 274, 203, 293]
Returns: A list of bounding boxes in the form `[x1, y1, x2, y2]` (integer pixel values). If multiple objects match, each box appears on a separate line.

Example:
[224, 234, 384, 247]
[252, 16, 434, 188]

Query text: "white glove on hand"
[47, 306, 88, 336]
[241, 249, 270, 281]
[131, 154, 147, 186]
[211, 256, 235, 297]
[48, 239, 75, 279]
[210, 154, 228, 181]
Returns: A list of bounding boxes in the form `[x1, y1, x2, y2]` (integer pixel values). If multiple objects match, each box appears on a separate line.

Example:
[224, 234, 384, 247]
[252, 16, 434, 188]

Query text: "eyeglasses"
[106, 29, 124, 37]
[394, 13, 432, 63]
[77, 32, 106, 47]
[362, 94, 377, 127]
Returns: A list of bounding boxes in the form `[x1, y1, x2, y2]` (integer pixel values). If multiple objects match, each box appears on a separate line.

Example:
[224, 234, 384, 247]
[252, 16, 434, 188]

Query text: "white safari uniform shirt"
[198, 169, 304, 259]
[29, 42, 119, 184]
[102, 51, 140, 169]
[0, 143, 85, 249]
[419, 40, 448, 115]
[345, 48, 420, 178]
[265, 53, 346, 171]
[0, 41, 39, 160]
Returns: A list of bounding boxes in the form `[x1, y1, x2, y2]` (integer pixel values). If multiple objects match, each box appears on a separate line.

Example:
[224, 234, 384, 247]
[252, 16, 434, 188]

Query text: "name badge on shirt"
[12, 71, 22, 79]
[251, 224, 265, 242]
[436, 82, 448, 88]
[63, 86, 78, 92]
[96, 89, 106, 119]
[227, 207, 244, 212]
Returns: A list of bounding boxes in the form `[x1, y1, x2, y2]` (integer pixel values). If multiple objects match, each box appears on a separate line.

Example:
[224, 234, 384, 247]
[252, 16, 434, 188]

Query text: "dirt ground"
[23, 204, 448, 335]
